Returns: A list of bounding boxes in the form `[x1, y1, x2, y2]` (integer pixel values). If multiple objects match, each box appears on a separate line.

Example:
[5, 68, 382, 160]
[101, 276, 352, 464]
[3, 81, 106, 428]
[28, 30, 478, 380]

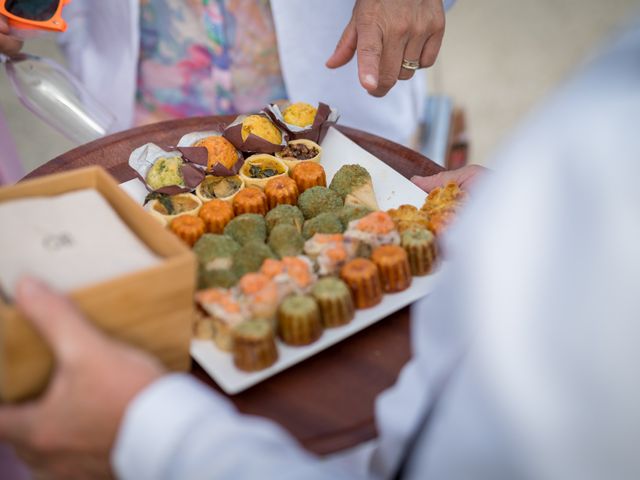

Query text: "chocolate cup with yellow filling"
[177, 131, 245, 176]
[239, 154, 289, 190]
[129, 142, 205, 195]
[275, 139, 322, 171]
[195, 175, 245, 204]
[223, 114, 288, 154]
[146, 193, 203, 227]
[265, 102, 339, 143]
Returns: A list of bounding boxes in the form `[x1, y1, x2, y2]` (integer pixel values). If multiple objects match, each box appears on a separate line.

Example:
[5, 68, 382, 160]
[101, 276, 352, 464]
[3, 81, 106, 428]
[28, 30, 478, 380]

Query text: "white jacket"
[59, 0, 454, 145]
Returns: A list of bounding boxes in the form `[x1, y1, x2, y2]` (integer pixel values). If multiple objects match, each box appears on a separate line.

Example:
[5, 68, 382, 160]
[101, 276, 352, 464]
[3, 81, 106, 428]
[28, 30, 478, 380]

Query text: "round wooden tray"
[25, 116, 443, 455]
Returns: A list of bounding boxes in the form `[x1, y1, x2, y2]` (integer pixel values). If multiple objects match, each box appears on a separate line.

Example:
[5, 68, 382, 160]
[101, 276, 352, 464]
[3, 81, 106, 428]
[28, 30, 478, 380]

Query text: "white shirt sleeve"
[112, 373, 356, 480]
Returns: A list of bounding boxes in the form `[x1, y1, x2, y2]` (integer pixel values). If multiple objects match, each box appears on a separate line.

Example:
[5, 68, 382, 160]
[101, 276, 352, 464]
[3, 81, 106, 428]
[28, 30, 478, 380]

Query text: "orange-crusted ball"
[291, 161, 326, 193]
[170, 215, 206, 247]
[264, 176, 299, 209]
[371, 245, 412, 293]
[232, 187, 268, 216]
[198, 199, 235, 234]
[194, 136, 240, 171]
[340, 258, 383, 309]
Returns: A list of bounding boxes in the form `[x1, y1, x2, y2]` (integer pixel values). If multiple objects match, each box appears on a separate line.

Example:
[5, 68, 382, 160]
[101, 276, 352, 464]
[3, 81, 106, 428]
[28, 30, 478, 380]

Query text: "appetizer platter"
[121, 102, 466, 394]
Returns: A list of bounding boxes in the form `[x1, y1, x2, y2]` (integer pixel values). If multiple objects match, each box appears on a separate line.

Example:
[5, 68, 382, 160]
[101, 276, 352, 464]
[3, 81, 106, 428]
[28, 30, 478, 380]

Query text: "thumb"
[15, 277, 98, 362]
[326, 18, 357, 68]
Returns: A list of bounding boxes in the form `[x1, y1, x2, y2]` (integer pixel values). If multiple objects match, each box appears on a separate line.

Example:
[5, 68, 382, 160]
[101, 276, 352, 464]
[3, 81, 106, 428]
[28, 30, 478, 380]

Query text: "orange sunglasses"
[0, 0, 70, 32]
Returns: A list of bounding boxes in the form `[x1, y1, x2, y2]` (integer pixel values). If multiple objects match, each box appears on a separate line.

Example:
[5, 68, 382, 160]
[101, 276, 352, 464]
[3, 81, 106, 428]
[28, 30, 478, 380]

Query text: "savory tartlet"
[169, 214, 206, 247]
[193, 135, 240, 171]
[198, 199, 235, 234]
[297, 186, 343, 219]
[311, 277, 355, 328]
[232, 187, 269, 216]
[340, 258, 383, 309]
[241, 114, 283, 144]
[275, 139, 322, 170]
[329, 164, 379, 211]
[195, 175, 244, 204]
[302, 212, 344, 240]
[282, 102, 318, 128]
[239, 154, 289, 190]
[265, 204, 305, 233]
[238, 272, 280, 324]
[277, 294, 323, 346]
[193, 234, 241, 289]
[401, 228, 438, 276]
[145, 155, 185, 190]
[290, 161, 326, 193]
[223, 213, 267, 246]
[196, 287, 247, 351]
[264, 176, 299, 209]
[231, 241, 276, 278]
[268, 224, 305, 258]
[232, 320, 278, 372]
[146, 193, 203, 226]
[371, 245, 412, 293]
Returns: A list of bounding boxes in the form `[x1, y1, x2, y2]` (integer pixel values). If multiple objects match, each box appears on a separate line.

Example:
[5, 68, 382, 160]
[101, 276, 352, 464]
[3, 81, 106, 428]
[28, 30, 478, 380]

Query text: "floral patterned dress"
[135, 0, 287, 125]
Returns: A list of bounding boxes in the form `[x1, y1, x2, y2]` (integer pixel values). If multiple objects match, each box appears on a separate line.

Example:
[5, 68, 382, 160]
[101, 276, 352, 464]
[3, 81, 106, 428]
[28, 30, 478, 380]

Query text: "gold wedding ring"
[401, 59, 420, 71]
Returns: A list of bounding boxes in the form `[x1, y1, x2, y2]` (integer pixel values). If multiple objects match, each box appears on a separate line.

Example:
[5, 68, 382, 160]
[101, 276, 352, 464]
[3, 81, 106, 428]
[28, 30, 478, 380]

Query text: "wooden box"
[0, 167, 196, 402]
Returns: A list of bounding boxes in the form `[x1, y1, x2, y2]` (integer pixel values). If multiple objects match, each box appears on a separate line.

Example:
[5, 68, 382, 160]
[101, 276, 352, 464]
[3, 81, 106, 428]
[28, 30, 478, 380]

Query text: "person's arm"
[114, 374, 353, 480]
[0, 278, 354, 479]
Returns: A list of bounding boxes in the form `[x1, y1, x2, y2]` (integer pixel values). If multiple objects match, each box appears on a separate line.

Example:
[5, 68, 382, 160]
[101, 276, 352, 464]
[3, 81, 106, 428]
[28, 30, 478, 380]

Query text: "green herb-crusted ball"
[329, 164, 371, 199]
[232, 241, 277, 278]
[297, 186, 343, 219]
[192, 234, 241, 289]
[302, 212, 344, 240]
[223, 213, 267, 246]
[265, 204, 305, 233]
[269, 224, 304, 258]
[336, 205, 373, 229]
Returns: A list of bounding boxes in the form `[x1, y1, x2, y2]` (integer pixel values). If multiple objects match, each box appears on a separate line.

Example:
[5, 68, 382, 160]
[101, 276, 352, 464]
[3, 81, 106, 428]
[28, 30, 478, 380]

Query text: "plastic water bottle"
[1, 53, 115, 145]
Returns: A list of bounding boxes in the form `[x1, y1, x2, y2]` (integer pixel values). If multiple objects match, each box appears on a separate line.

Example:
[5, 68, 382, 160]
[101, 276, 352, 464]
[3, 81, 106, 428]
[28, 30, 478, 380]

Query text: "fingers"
[0, 16, 23, 57]
[412, 172, 449, 193]
[15, 277, 98, 361]
[398, 33, 428, 81]
[419, 27, 444, 69]
[326, 19, 357, 69]
[355, 19, 383, 92]
[0, 403, 38, 444]
[411, 165, 489, 193]
[368, 29, 406, 97]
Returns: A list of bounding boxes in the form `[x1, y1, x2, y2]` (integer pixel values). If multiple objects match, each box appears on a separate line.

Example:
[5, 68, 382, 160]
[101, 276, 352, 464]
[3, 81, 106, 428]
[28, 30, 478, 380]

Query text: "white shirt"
[59, 0, 455, 145]
[113, 13, 640, 480]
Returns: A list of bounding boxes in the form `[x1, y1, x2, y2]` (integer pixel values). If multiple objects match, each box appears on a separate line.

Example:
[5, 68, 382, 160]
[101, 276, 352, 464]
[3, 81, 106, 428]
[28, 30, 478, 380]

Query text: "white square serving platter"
[120, 127, 442, 394]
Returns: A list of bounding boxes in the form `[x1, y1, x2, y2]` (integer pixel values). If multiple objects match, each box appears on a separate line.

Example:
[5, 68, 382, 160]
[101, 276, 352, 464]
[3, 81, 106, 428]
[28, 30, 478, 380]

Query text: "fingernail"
[364, 74, 377, 88]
